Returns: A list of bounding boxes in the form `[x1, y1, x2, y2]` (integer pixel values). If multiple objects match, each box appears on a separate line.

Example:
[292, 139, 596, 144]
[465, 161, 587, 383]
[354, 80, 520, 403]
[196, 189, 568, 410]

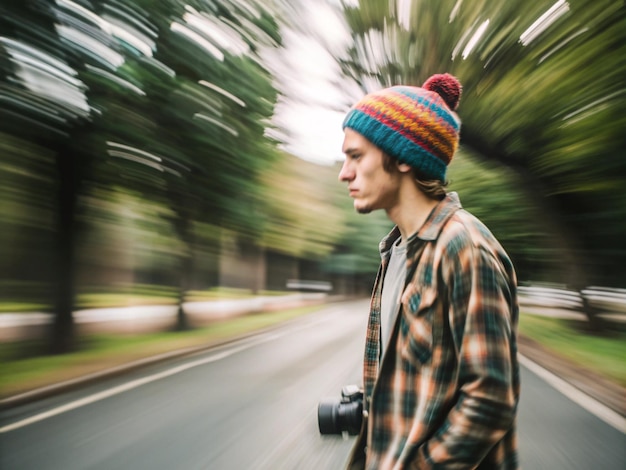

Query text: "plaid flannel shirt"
[347, 192, 520, 470]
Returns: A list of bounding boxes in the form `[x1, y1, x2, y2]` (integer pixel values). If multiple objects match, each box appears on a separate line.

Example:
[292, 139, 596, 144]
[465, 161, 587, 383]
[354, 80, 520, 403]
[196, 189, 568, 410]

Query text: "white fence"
[0, 293, 328, 342]
[518, 285, 626, 314]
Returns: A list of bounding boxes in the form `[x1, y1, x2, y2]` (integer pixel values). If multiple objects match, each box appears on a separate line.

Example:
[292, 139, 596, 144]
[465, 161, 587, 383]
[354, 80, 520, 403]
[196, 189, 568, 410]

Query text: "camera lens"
[318, 399, 341, 434]
[318, 398, 362, 435]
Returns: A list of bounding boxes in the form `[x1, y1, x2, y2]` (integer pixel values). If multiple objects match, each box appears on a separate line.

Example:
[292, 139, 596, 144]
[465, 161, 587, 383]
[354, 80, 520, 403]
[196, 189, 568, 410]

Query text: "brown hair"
[382, 153, 447, 200]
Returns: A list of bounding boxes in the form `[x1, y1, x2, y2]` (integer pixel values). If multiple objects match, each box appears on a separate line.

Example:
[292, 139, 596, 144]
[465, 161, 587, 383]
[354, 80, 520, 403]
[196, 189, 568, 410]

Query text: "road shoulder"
[518, 334, 625, 417]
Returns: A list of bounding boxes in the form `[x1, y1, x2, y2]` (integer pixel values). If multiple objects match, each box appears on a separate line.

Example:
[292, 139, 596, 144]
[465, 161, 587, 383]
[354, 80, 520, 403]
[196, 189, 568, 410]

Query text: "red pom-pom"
[423, 73, 462, 111]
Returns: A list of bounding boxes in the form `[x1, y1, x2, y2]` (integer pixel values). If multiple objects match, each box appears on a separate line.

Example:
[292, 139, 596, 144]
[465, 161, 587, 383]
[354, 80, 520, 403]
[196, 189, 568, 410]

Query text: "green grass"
[0, 303, 50, 313]
[76, 293, 179, 309]
[76, 284, 179, 309]
[3, 306, 624, 399]
[185, 287, 289, 302]
[0, 305, 322, 398]
[519, 312, 626, 387]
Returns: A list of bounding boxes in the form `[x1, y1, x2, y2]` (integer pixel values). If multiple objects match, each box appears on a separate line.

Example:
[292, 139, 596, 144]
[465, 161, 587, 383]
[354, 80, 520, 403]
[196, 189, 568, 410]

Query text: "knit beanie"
[342, 73, 462, 181]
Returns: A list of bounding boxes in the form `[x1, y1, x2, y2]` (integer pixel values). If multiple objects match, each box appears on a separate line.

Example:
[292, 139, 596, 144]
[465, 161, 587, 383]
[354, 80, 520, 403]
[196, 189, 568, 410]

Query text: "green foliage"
[4, 0, 624, 336]
[335, 0, 626, 286]
[448, 150, 558, 281]
[0, 0, 295, 350]
[0, 0, 285, 309]
[259, 153, 345, 258]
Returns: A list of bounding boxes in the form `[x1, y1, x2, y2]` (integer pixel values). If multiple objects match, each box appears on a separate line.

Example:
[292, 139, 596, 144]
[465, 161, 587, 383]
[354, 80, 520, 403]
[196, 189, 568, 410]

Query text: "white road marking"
[519, 354, 625, 433]
[0, 326, 303, 434]
[0, 346, 244, 433]
[1, 315, 332, 434]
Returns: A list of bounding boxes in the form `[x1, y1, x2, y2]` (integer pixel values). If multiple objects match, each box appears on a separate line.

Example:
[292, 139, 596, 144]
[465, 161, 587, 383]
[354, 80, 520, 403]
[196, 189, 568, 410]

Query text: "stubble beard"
[354, 195, 377, 214]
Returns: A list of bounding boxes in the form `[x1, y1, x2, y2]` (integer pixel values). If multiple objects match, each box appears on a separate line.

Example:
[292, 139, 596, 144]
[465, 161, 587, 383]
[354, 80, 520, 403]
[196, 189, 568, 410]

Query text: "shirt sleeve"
[413, 240, 519, 469]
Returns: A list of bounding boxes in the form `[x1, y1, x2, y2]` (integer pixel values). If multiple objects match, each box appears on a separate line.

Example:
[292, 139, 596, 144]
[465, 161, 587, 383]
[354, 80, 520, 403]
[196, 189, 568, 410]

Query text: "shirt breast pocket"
[399, 287, 437, 367]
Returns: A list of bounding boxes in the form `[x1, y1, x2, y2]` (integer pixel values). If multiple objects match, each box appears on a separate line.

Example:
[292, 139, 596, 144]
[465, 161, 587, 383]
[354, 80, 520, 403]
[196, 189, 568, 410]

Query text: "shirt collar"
[414, 191, 462, 241]
[379, 192, 462, 257]
[379, 225, 401, 259]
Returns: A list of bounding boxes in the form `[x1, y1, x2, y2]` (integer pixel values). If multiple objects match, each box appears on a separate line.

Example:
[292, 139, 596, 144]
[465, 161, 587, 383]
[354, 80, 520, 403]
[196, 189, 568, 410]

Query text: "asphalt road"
[1, 300, 624, 469]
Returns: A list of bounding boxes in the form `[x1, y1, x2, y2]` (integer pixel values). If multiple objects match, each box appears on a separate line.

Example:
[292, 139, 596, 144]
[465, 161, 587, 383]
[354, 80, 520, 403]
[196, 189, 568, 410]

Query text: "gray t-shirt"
[380, 238, 407, 358]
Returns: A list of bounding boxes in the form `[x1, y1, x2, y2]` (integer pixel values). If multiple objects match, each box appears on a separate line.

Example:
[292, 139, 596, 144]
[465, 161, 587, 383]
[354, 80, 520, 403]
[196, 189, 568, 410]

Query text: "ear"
[396, 161, 412, 174]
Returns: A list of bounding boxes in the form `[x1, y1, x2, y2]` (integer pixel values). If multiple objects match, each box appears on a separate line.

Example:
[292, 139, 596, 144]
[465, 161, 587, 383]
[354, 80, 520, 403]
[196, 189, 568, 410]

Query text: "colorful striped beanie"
[342, 73, 462, 181]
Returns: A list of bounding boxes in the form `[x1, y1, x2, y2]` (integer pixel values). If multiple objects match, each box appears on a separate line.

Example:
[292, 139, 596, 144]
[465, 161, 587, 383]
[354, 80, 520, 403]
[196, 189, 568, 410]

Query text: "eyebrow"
[343, 147, 360, 155]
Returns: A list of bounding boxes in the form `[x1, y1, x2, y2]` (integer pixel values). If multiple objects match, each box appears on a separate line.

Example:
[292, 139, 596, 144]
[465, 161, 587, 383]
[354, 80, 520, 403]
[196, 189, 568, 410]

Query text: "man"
[339, 74, 520, 469]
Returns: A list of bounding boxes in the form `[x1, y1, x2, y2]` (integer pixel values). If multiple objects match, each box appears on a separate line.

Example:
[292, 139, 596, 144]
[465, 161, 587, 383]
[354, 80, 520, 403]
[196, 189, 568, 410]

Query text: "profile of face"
[339, 128, 404, 214]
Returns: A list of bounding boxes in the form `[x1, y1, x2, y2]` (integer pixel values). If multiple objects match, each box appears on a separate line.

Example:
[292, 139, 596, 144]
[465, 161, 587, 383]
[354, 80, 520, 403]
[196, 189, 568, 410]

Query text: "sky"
[267, 1, 363, 166]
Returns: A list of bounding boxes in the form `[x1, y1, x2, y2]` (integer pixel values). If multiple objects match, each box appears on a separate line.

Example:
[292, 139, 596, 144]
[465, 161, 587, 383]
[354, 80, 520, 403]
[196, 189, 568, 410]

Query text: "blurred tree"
[0, 0, 285, 350]
[0, 0, 96, 352]
[138, 0, 283, 328]
[259, 152, 344, 260]
[333, 0, 626, 324]
[447, 150, 559, 283]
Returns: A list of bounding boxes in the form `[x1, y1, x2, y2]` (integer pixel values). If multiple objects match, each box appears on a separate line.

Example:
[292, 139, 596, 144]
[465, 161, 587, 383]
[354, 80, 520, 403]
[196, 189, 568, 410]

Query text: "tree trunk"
[173, 203, 193, 331]
[50, 149, 78, 354]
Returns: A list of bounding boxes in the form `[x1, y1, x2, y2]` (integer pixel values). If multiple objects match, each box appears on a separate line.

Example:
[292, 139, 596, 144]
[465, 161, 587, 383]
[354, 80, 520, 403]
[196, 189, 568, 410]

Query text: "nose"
[338, 159, 353, 182]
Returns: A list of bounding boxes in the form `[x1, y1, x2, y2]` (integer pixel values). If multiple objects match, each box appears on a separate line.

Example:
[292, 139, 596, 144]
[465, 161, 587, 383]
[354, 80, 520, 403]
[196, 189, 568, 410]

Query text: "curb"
[0, 320, 298, 409]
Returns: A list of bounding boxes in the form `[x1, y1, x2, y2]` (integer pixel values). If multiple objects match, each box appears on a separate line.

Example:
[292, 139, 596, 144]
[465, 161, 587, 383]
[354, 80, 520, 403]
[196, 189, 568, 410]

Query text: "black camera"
[317, 384, 364, 435]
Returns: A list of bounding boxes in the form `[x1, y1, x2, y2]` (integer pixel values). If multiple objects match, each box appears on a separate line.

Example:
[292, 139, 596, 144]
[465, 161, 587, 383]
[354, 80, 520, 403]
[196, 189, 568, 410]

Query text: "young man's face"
[339, 128, 402, 214]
